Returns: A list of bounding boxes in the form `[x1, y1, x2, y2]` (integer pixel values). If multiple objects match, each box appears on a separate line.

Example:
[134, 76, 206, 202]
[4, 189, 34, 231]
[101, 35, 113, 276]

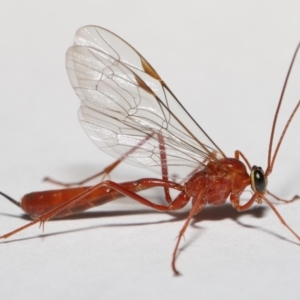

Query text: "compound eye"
[251, 166, 267, 192]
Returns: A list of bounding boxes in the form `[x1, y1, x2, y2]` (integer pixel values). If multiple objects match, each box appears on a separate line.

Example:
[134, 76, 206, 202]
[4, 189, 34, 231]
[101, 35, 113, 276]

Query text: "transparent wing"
[66, 25, 226, 180]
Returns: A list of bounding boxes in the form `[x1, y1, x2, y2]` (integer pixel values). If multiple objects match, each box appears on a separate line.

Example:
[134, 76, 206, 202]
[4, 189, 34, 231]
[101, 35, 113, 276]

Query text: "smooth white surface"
[0, 1, 300, 299]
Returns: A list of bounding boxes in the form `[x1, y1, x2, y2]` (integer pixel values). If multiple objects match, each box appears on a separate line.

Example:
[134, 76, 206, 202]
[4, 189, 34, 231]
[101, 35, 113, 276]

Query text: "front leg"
[230, 192, 260, 211]
[267, 190, 300, 204]
[230, 192, 300, 242]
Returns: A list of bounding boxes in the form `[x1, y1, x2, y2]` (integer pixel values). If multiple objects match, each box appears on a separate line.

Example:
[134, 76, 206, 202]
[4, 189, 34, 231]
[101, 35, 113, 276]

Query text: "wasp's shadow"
[0, 203, 275, 244]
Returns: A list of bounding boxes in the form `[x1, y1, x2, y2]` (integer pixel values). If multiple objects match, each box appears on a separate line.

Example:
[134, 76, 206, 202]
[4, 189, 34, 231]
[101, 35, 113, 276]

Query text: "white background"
[0, 1, 300, 299]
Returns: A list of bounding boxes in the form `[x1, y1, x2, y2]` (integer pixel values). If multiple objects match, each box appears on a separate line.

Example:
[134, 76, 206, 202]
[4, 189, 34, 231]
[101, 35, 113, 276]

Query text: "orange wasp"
[1, 26, 299, 275]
